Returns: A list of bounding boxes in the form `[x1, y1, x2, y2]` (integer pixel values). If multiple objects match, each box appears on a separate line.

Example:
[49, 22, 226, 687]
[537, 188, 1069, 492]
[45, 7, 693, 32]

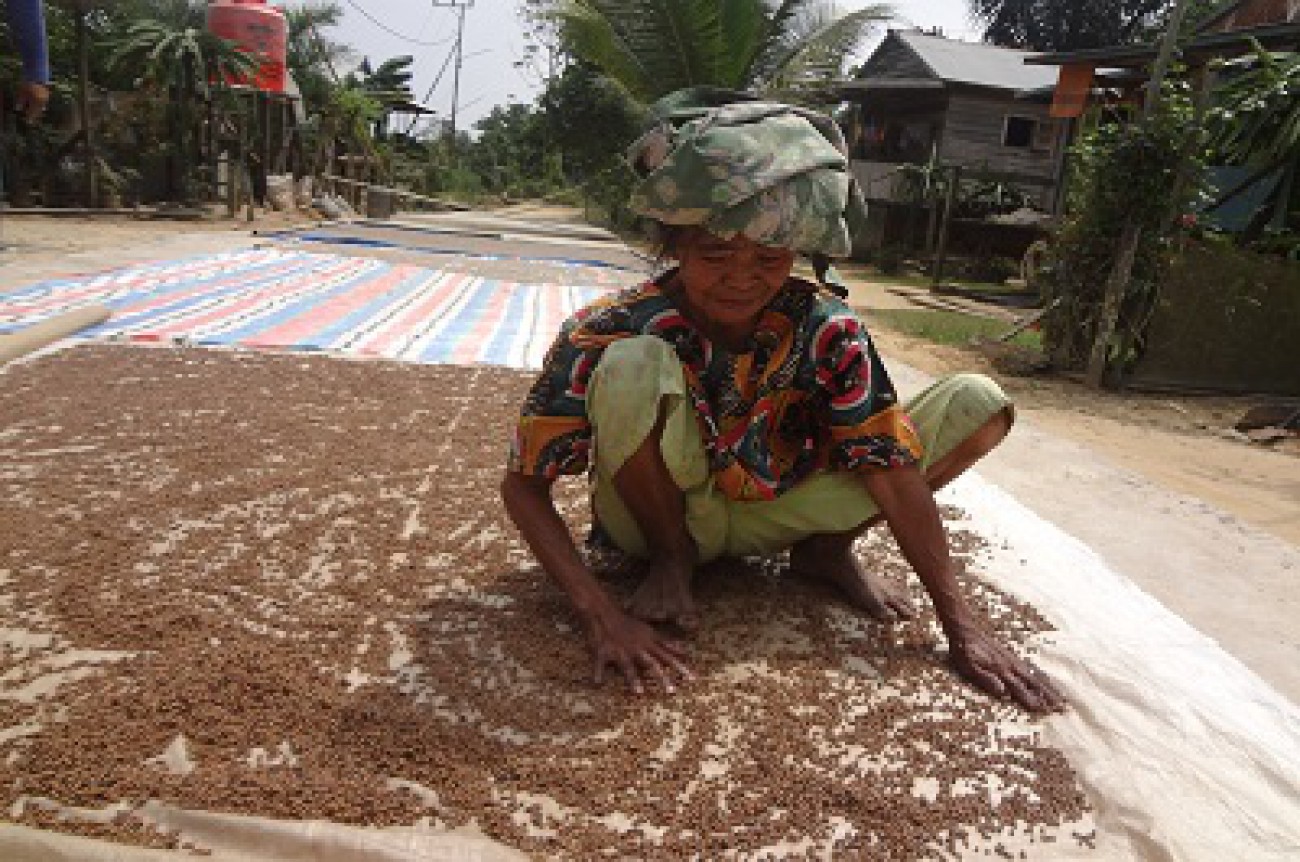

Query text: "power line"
[402, 0, 459, 135]
[404, 46, 491, 135]
[343, 0, 452, 48]
[412, 1, 441, 43]
[430, 0, 475, 140]
[405, 44, 458, 135]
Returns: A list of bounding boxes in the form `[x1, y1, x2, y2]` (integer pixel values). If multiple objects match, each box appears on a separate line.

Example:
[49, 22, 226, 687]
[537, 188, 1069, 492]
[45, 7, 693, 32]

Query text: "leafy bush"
[1246, 227, 1300, 261]
[957, 255, 1020, 284]
[424, 165, 485, 203]
[875, 244, 905, 275]
[955, 181, 1037, 220]
[1044, 77, 1208, 376]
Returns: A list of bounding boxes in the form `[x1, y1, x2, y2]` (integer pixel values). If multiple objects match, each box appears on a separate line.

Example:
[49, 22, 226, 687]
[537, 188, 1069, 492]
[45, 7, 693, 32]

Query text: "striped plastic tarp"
[0, 249, 614, 369]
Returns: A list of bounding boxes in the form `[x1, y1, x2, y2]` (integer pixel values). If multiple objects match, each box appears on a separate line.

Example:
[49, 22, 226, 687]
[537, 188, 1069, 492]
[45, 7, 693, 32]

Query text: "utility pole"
[430, 0, 474, 142]
[1143, 0, 1195, 122]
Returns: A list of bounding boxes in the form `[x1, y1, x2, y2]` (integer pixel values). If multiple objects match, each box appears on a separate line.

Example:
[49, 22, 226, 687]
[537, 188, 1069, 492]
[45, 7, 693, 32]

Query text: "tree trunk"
[208, 88, 219, 203]
[931, 165, 961, 286]
[166, 86, 181, 200]
[1084, 0, 1193, 389]
[1085, 221, 1142, 387]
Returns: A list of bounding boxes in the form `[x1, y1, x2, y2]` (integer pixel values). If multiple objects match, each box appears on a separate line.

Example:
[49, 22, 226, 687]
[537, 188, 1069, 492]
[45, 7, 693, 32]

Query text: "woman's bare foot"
[627, 558, 699, 631]
[789, 537, 915, 621]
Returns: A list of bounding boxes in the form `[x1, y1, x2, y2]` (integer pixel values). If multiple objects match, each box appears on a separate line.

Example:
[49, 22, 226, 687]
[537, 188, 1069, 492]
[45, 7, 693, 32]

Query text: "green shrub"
[875, 244, 905, 275]
[1044, 76, 1208, 377]
[871, 309, 1042, 350]
[964, 255, 1020, 284]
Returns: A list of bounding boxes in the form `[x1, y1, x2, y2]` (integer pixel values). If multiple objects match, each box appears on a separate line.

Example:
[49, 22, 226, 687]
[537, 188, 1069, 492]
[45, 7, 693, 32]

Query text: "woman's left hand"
[948, 626, 1066, 714]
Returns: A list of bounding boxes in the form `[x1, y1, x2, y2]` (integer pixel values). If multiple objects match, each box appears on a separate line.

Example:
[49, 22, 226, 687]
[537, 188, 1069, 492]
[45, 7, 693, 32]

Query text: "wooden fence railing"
[316, 174, 468, 218]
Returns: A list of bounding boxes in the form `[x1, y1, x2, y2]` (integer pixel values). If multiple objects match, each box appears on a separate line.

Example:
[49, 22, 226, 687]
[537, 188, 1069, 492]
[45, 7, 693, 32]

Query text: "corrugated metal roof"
[895, 29, 1061, 91]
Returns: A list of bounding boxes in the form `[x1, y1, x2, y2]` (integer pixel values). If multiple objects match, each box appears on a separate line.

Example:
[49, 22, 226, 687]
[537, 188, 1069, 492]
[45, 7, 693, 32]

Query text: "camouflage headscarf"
[626, 88, 867, 261]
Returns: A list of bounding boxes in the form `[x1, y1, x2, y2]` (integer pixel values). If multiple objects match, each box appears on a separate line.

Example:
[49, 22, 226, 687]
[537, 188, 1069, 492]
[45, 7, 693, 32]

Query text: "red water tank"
[206, 0, 288, 93]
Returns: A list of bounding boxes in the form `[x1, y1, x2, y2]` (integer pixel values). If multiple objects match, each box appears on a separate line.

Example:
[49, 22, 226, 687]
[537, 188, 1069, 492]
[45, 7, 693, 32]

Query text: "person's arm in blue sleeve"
[6, 0, 51, 119]
[7, 0, 50, 84]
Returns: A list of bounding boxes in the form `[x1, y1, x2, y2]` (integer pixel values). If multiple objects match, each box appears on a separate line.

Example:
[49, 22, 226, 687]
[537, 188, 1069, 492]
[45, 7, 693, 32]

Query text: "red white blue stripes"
[0, 250, 612, 369]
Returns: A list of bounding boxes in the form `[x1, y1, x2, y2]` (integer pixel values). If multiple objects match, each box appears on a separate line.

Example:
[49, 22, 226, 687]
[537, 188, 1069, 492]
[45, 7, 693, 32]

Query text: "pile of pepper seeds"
[0, 346, 1092, 859]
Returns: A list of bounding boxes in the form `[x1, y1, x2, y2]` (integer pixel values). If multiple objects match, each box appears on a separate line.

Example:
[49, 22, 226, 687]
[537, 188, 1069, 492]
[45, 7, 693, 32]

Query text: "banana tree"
[1206, 40, 1300, 239]
[311, 79, 386, 188]
[284, 1, 350, 116]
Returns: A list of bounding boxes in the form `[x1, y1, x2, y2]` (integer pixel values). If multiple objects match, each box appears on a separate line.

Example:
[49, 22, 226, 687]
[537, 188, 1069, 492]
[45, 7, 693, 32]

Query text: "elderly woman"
[500, 92, 1064, 713]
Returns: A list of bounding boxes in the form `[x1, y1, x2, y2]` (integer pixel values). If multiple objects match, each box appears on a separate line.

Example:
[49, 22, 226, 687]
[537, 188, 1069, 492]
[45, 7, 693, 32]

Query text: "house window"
[1002, 115, 1055, 152]
[1003, 115, 1037, 148]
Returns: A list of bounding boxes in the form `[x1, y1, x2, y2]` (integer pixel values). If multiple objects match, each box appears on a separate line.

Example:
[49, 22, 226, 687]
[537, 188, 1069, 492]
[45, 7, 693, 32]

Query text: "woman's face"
[672, 229, 796, 343]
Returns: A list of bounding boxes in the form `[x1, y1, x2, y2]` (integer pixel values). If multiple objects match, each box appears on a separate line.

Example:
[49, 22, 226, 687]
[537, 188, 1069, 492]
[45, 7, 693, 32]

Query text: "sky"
[330, 0, 984, 134]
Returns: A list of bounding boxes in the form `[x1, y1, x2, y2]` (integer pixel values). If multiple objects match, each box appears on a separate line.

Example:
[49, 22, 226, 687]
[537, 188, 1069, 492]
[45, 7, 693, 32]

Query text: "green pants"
[587, 336, 1011, 562]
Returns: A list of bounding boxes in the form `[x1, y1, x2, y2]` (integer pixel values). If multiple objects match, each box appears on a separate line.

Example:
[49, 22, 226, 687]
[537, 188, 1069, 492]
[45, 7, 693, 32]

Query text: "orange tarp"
[1051, 64, 1095, 118]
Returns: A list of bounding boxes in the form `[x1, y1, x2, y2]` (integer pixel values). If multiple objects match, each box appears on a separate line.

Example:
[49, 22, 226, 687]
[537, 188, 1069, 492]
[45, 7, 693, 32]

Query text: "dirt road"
[843, 273, 1300, 548]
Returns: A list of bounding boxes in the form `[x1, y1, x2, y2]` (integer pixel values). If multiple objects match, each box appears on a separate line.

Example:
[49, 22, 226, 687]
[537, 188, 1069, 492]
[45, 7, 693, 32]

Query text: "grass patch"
[865, 308, 1043, 351]
[834, 264, 1022, 295]
[935, 280, 1036, 298]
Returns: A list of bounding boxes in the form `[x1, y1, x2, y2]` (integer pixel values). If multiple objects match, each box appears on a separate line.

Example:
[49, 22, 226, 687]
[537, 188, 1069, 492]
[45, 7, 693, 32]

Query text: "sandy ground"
[839, 266, 1300, 704]
[841, 272, 1300, 548]
[0, 209, 311, 284]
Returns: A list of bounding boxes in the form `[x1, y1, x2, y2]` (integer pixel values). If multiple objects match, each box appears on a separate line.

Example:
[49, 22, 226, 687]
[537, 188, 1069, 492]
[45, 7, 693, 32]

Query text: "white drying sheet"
[944, 475, 1300, 861]
[0, 801, 525, 862]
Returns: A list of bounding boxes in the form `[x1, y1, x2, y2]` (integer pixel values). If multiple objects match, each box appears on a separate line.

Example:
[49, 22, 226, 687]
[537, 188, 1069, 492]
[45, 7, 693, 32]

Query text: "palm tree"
[543, 0, 893, 104]
[110, 20, 260, 95]
[284, 1, 351, 115]
[354, 55, 416, 139]
[109, 9, 259, 200]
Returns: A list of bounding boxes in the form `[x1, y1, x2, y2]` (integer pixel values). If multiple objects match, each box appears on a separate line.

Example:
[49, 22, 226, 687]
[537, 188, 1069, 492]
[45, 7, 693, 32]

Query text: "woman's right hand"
[499, 472, 694, 695]
[586, 605, 694, 695]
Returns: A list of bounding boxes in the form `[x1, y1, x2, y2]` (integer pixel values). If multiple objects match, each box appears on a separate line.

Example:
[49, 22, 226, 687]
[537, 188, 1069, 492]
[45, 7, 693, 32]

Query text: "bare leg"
[615, 401, 700, 630]
[790, 407, 1013, 620]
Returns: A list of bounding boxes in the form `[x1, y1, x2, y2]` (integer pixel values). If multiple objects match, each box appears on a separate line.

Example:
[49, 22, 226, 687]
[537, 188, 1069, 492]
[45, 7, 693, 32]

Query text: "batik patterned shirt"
[508, 276, 922, 502]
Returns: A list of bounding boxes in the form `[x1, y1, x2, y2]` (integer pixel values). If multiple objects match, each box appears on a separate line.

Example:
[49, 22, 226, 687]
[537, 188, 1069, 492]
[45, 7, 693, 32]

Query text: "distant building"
[837, 30, 1066, 211]
[833, 30, 1066, 256]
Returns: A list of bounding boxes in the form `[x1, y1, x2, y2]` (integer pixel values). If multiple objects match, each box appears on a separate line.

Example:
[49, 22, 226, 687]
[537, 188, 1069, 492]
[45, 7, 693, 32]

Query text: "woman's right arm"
[500, 471, 692, 694]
